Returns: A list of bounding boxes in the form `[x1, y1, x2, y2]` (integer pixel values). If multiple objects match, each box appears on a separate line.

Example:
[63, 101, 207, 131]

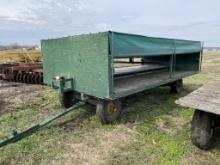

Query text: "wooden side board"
[176, 78, 220, 115]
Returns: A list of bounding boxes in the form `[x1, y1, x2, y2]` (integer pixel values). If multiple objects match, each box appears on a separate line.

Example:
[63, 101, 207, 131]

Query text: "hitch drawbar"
[0, 101, 85, 148]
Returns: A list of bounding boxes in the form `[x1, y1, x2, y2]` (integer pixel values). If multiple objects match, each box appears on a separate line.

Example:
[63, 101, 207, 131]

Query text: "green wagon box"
[41, 31, 203, 123]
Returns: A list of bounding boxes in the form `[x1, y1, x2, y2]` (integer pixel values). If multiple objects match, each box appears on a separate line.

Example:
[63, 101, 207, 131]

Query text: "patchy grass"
[0, 51, 220, 164]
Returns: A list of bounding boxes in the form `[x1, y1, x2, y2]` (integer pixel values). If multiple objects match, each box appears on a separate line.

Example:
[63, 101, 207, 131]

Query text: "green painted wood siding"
[41, 32, 111, 98]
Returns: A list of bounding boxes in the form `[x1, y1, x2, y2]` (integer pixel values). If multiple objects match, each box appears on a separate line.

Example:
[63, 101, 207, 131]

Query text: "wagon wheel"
[96, 100, 122, 124]
[191, 110, 215, 150]
[59, 91, 75, 108]
[170, 79, 183, 93]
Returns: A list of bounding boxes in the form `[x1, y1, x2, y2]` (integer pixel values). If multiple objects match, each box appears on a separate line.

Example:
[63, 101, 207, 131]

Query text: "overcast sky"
[0, 0, 219, 46]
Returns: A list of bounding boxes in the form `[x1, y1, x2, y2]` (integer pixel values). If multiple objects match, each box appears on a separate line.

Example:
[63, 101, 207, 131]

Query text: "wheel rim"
[106, 101, 118, 116]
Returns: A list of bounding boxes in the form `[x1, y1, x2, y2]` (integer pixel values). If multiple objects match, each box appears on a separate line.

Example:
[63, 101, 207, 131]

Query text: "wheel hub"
[107, 102, 117, 115]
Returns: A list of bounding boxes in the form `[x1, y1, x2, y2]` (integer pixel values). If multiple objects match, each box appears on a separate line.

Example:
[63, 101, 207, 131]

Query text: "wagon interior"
[113, 52, 200, 95]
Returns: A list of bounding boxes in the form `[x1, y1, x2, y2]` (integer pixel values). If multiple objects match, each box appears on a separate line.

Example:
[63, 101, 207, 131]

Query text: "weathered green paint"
[41, 32, 110, 98]
[41, 31, 202, 100]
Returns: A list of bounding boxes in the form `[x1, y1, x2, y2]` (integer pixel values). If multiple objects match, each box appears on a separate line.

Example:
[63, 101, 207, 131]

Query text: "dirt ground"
[0, 81, 48, 115]
[0, 51, 220, 165]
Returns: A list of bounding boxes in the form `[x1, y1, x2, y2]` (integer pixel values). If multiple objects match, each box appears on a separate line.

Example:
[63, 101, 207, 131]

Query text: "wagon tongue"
[0, 101, 85, 148]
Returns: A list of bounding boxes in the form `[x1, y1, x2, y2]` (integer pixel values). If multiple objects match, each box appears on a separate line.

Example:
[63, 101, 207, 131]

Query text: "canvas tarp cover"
[109, 32, 202, 57]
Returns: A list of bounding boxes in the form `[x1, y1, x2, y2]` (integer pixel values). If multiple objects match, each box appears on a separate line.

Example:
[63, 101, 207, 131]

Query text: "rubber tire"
[59, 91, 75, 108]
[170, 79, 183, 93]
[191, 110, 215, 150]
[96, 100, 122, 124]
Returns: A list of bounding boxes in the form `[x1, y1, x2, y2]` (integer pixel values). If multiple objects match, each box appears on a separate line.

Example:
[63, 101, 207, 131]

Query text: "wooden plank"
[114, 70, 170, 93]
[177, 99, 220, 115]
[185, 91, 220, 102]
[176, 78, 220, 114]
[114, 64, 168, 76]
[114, 70, 195, 97]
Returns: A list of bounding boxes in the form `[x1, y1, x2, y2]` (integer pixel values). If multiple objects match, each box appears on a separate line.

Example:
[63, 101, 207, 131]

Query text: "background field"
[0, 50, 41, 63]
[0, 51, 220, 165]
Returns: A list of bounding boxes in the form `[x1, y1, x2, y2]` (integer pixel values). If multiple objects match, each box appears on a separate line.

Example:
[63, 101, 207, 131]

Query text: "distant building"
[0, 44, 39, 51]
[204, 47, 220, 51]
